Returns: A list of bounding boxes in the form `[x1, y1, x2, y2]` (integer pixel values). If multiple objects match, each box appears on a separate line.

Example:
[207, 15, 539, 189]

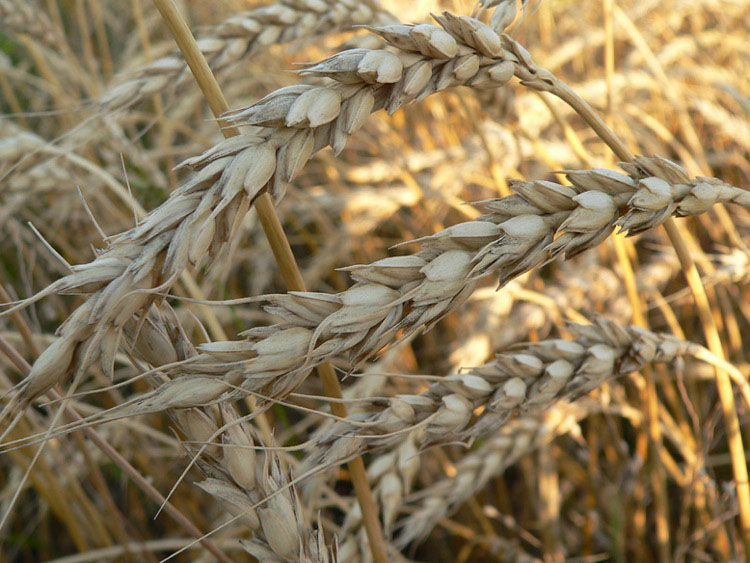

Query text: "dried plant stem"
[88, 0, 113, 81]
[543, 62, 750, 556]
[0, 283, 40, 357]
[74, 0, 98, 88]
[150, 1, 388, 561]
[131, 0, 178, 190]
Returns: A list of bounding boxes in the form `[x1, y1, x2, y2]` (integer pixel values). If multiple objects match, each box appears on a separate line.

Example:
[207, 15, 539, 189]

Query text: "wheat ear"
[300, 316, 700, 472]
[304, 315, 748, 549]
[171, 402, 337, 562]
[16, 156, 735, 426]
[99, 0, 394, 112]
[13, 10, 744, 416]
[392, 402, 594, 549]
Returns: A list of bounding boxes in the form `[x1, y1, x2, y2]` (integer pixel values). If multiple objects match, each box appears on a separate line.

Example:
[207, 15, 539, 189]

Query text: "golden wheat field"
[1, 0, 750, 561]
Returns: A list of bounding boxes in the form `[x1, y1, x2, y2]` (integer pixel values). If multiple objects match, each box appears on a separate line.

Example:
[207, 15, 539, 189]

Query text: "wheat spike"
[176, 404, 336, 563]
[99, 0, 395, 112]
[5, 13, 749, 434]
[300, 316, 696, 478]
[0, 15, 527, 414]
[393, 402, 592, 549]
